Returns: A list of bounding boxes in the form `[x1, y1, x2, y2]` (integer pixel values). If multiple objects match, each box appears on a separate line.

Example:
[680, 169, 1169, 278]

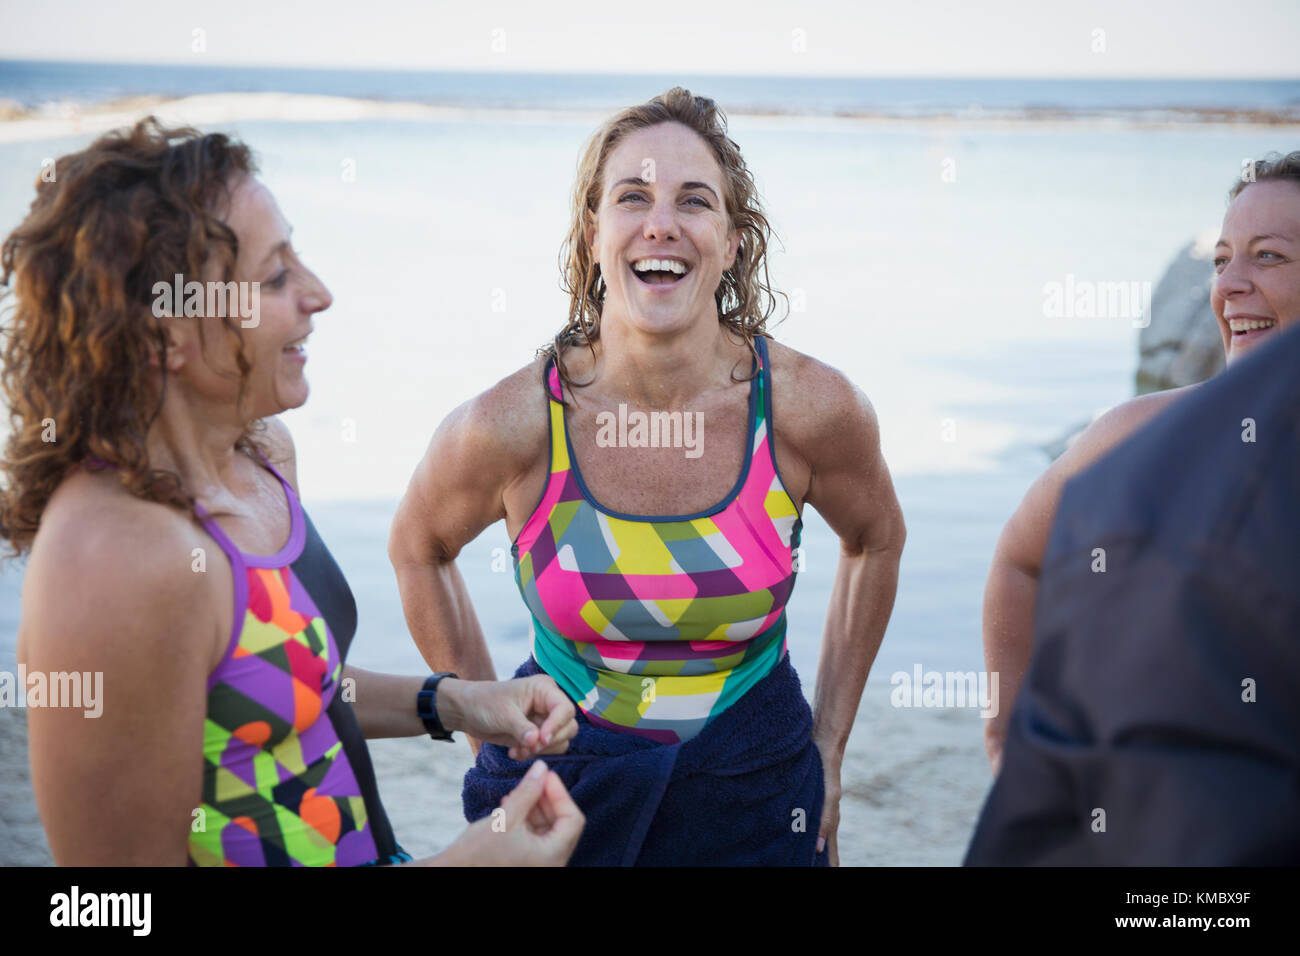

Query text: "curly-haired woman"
[389, 88, 907, 866]
[3, 118, 583, 866]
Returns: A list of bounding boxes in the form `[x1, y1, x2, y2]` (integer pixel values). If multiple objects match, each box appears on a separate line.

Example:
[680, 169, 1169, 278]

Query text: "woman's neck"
[144, 390, 253, 506]
[579, 320, 750, 409]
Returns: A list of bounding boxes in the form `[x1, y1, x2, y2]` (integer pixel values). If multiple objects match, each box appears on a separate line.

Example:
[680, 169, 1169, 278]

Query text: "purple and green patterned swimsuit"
[186, 453, 402, 866]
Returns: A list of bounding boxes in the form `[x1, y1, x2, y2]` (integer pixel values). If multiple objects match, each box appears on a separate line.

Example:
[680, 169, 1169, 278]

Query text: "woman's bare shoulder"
[996, 384, 1200, 573]
[23, 470, 219, 660]
[763, 338, 878, 443]
[1057, 385, 1197, 480]
[406, 351, 555, 505]
[36, 470, 209, 570]
[31, 470, 215, 606]
[457, 352, 553, 460]
[392, 352, 556, 555]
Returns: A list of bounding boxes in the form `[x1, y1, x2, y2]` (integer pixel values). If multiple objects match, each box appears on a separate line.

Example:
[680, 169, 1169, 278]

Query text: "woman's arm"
[389, 370, 546, 688]
[389, 401, 502, 683]
[981, 469, 1059, 775]
[342, 666, 427, 737]
[981, 388, 1191, 773]
[343, 666, 578, 760]
[20, 496, 224, 865]
[797, 364, 907, 867]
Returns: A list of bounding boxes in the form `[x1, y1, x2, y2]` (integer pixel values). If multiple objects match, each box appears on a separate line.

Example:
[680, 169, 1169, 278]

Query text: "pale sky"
[1, 0, 1296, 77]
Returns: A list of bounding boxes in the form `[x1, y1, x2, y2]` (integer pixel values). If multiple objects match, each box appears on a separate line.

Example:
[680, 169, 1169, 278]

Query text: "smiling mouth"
[1228, 317, 1277, 336]
[283, 331, 311, 353]
[630, 259, 690, 287]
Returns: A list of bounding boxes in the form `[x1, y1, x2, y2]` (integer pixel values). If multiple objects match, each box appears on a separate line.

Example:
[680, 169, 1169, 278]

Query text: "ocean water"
[0, 77, 1294, 687]
[3, 60, 1299, 117]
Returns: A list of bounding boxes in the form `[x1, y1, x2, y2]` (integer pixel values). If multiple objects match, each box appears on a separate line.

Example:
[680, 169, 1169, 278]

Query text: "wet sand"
[1, 688, 992, 866]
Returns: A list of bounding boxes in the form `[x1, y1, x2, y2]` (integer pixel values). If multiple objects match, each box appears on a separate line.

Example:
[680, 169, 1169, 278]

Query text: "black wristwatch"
[417, 672, 459, 741]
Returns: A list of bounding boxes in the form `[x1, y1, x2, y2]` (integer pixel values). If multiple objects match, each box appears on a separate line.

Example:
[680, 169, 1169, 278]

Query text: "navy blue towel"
[463, 653, 829, 866]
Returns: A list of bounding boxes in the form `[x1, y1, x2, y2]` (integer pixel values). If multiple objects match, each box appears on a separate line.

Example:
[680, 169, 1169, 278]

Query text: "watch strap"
[417, 672, 458, 741]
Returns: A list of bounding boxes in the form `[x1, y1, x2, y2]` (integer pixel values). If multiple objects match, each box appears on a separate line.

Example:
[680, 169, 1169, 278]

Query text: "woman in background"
[981, 151, 1300, 773]
[3, 118, 583, 865]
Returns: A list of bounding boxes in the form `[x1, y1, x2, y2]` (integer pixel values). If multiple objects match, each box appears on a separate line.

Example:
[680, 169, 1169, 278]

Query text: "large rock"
[1044, 232, 1224, 461]
[1136, 230, 1225, 394]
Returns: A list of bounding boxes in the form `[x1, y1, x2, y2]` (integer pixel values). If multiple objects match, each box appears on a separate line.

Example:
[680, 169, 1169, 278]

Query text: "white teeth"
[285, 335, 309, 348]
[632, 258, 688, 275]
[1228, 318, 1277, 333]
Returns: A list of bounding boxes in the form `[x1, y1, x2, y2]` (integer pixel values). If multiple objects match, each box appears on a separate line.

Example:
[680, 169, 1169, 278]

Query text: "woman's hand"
[436, 761, 585, 866]
[439, 675, 578, 761]
[815, 739, 843, 866]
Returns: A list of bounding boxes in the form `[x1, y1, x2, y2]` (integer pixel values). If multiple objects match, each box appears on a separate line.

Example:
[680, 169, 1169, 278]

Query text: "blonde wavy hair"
[547, 86, 787, 399]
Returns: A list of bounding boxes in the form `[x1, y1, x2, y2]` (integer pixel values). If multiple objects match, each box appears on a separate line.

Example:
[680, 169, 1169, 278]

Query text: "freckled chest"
[561, 382, 753, 517]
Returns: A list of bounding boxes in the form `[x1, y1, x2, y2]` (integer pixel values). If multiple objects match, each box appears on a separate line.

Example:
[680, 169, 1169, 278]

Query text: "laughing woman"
[981, 151, 1300, 774]
[2, 118, 583, 866]
[390, 88, 906, 866]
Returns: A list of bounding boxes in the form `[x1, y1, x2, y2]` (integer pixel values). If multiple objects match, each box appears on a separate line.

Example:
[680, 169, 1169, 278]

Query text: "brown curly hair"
[0, 116, 261, 557]
[547, 86, 788, 400]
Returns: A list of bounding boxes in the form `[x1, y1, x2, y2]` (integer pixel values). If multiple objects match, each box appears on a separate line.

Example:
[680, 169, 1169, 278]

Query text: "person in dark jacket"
[965, 319, 1300, 865]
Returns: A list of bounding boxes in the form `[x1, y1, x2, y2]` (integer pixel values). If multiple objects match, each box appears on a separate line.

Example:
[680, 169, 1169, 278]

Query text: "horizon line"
[1, 56, 1298, 82]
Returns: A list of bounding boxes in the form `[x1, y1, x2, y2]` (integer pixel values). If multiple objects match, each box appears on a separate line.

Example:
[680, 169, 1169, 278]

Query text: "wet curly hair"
[0, 116, 260, 557]
[547, 86, 788, 399]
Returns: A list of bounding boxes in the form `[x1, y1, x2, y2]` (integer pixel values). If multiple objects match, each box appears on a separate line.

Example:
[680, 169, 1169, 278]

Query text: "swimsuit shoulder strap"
[543, 353, 571, 474]
[191, 446, 304, 562]
[247, 445, 299, 505]
[545, 353, 564, 402]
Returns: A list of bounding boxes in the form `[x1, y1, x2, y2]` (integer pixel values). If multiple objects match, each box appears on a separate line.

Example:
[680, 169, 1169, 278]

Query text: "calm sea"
[2, 59, 1299, 118]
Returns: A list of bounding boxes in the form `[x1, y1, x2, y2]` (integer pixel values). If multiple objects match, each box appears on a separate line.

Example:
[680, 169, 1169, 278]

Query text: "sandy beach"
[0, 686, 992, 866]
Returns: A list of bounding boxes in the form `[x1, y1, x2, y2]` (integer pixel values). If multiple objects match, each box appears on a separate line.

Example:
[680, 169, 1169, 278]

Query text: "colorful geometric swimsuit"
[511, 334, 804, 744]
[187, 453, 402, 866]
